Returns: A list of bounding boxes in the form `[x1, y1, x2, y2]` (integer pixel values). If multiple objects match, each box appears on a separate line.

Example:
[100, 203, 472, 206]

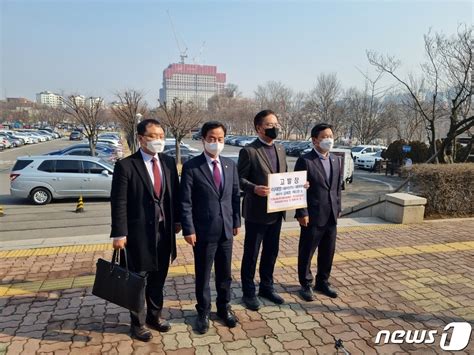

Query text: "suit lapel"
[329, 154, 338, 188]
[255, 140, 274, 173]
[276, 144, 286, 173]
[198, 153, 221, 197]
[221, 157, 231, 195]
[132, 151, 155, 198]
[158, 153, 170, 197]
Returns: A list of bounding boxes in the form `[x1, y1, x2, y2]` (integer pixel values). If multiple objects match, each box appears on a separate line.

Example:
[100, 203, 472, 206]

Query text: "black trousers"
[297, 219, 337, 288]
[241, 217, 283, 297]
[193, 234, 233, 315]
[130, 223, 171, 327]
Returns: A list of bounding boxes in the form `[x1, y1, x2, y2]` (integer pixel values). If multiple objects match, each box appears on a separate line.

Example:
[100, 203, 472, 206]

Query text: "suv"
[69, 131, 82, 140]
[10, 156, 114, 205]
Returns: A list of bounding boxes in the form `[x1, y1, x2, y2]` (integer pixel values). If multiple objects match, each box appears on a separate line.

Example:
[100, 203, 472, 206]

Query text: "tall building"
[159, 63, 226, 109]
[36, 91, 64, 108]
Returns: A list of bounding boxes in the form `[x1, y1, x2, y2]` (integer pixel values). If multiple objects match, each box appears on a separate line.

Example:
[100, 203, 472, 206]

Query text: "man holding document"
[294, 123, 342, 302]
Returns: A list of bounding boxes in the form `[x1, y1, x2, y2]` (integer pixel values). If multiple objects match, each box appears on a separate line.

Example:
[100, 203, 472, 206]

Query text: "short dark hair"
[201, 121, 227, 139]
[254, 109, 277, 130]
[311, 123, 333, 138]
[137, 119, 161, 136]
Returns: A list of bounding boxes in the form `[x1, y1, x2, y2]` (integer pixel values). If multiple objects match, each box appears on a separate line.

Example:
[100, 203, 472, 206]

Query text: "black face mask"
[264, 127, 279, 139]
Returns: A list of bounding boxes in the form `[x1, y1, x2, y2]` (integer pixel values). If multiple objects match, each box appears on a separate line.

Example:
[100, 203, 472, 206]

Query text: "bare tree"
[111, 90, 148, 153]
[157, 97, 203, 165]
[307, 73, 346, 134]
[367, 24, 473, 163]
[344, 73, 392, 144]
[255, 81, 294, 139]
[290, 92, 314, 140]
[62, 95, 106, 156]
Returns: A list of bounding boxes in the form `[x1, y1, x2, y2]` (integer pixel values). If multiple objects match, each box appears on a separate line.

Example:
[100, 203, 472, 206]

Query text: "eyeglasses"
[263, 123, 281, 129]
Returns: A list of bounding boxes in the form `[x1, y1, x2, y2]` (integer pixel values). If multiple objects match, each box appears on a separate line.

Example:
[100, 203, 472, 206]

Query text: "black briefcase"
[92, 248, 145, 313]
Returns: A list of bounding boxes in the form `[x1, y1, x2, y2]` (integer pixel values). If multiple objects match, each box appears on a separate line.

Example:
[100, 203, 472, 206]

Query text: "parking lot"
[0, 137, 403, 243]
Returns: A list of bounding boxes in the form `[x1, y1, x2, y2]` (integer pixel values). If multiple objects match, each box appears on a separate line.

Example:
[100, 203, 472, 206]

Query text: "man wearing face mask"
[294, 123, 342, 302]
[238, 110, 288, 311]
[110, 119, 181, 341]
[180, 121, 241, 334]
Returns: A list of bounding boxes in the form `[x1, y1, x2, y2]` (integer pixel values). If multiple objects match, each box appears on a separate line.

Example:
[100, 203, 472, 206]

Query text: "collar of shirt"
[313, 147, 330, 160]
[258, 137, 274, 147]
[204, 151, 221, 166]
[140, 148, 159, 162]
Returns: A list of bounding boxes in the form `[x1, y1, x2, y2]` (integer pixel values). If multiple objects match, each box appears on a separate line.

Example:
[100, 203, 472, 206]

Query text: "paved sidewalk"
[0, 219, 473, 354]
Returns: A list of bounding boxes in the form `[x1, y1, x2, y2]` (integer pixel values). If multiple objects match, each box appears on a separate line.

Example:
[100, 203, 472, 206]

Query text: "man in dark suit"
[110, 119, 181, 342]
[238, 110, 288, 311]
[294, 123, 342, 302]
[180, 121, 241, 334]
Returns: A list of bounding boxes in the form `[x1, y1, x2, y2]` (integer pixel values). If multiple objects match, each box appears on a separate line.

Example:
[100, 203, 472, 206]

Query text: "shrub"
[409, 163, 474, 218]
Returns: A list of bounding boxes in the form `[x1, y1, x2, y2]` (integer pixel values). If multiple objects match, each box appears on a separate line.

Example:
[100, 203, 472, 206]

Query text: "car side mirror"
[101, 170, 109, 176]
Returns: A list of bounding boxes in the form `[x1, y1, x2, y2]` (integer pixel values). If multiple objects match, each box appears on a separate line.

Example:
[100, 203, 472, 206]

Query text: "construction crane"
[192, 41, 206, 64]
[167, 10, 188, 64]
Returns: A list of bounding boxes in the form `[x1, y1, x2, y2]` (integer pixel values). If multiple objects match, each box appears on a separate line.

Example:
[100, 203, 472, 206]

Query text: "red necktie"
[212, 160, 222, 191]
[151, 157, 162, 198]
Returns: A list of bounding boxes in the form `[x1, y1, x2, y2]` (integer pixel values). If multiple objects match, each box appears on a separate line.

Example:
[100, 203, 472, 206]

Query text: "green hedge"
[409, 163, 474, 217]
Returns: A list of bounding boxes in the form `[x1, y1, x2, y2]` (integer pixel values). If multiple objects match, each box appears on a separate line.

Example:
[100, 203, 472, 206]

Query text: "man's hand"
[297, 216, 309, 227]
[233, 227, 240, 236]
[112, 237, 127, 250]
[254, 185, 270, 197]
[175, 223, 182, 234]
[184, 234, 196, 247]
[304, 181, 310, 189]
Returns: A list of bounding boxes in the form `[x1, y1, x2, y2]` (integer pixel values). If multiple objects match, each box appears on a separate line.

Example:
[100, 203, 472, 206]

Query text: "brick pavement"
[0, 219, 473, 354]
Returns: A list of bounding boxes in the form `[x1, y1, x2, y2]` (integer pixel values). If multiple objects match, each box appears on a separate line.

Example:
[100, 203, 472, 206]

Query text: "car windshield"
[351, 146, 365, 152]
[98, 159, 114, 171]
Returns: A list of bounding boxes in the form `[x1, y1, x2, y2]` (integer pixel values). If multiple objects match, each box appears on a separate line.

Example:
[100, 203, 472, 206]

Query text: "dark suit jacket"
[110, 150, 180, 271]
[238, 139, 287, 224]
[294, 149, 342, 227]
[180, 153, 241, 242]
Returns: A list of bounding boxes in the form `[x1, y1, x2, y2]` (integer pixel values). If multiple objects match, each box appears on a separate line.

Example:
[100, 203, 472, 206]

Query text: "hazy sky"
[1, 0, 472, 104]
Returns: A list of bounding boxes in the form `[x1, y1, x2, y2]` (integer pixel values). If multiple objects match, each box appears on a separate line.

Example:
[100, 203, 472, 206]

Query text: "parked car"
[12, 132, 37, 144]
[53, 147, 117, 163]
[10, 156, 114, 205]
[0, 137, 12, 149]
[48, 143, 121, 160]
[69, 131, 83, 140]
[192, 131, 202, 140]
[351, 145, 386, 161]
[236, 136, 257, 147]
[163, 146, 196, 163]
[355, 150, 384, 170]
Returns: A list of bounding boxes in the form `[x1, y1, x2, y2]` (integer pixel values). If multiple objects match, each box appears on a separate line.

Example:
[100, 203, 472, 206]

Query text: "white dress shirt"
[204, 152, 224, 186]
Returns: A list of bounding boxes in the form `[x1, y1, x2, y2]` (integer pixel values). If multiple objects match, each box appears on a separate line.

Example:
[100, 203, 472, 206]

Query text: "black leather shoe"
[258, 290, 285, 304]
[314, 282, 338, 298]
[146, 317, 171, 332]
[130, 325, 153, 342]
[196, 313, 210, 334]
[299, 286, 314, 302]
[217, 309, 238, 328]
[242, 296, 261, 311]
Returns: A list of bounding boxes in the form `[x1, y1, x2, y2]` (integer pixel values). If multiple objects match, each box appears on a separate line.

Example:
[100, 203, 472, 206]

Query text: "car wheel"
[30, 187, 52, 205]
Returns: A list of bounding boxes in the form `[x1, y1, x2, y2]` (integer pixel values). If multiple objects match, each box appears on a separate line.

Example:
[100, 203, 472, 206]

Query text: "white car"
[165, 138, 199, 153]
[351, 145, 386, 160]
[356, 151, 384, 170]
[15, 132, 38, 144]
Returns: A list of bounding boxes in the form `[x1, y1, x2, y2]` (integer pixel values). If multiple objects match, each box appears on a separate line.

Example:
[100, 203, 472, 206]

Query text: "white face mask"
[146, 139, 165, 154]
[204, 141, 224, 156]
[319, 138, 334, 152]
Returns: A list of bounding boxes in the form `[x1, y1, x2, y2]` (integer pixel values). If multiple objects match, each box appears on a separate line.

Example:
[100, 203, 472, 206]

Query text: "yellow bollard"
[0, 205, 4, 217]
[75, 196, 84, 213]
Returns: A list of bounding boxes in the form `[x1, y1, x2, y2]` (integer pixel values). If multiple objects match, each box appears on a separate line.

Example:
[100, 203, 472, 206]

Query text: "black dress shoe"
[196, 313, 210, 334]
[217, 309, 238, 328]
[146, 317, 171, 332]
[299, 286, 314, 302]
[314, 282, 338, 298]
[242, 296, 261, 311]
[258, 290, 285, 304]
[130, 325, 153, 342]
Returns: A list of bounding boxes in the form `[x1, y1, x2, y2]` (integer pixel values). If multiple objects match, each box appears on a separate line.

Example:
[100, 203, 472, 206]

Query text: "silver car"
[10, 155, 114, 205]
